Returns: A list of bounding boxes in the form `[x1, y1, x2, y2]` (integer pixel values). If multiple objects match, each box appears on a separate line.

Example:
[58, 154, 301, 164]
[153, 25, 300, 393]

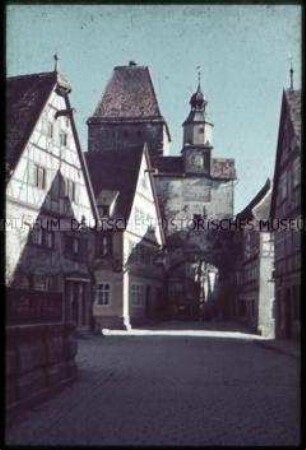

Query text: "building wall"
[6, 88, 95, 285]
[92, 151, 165, 330]
[273, 108, 301, 339]
[6, 84, 96, 336]
[92, 231, 124, 329]
[258, 233, 275, 337]
[124, 151, 165, 326]
[88, 120, 168, 157]
[155, 175, 234, 235]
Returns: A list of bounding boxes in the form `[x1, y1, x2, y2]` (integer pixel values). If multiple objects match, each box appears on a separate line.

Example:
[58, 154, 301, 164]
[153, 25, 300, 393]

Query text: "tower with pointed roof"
[181, 81, 214, 175]
[87, 62, 171, 157]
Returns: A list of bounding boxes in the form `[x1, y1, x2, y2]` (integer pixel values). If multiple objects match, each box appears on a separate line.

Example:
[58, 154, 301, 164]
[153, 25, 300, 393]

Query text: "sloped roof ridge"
[237, 178, 271, 218]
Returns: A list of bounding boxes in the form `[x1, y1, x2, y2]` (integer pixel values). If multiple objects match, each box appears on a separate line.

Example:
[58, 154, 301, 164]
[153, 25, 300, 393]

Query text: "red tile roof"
[91, 65, 163, 120]
[6, 72, 57, 176]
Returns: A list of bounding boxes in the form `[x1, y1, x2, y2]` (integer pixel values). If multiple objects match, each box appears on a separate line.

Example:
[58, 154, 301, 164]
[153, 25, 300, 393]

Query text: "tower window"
[199, 127, 205, 134]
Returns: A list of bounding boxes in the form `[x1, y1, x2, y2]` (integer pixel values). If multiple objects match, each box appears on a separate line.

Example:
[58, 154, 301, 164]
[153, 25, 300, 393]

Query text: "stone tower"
[87, 61, 171, 157]
[181, 82, 214, 176]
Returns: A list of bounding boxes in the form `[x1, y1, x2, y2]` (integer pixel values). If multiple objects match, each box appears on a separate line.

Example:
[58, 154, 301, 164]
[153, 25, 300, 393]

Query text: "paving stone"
[5, 333, 300, 446]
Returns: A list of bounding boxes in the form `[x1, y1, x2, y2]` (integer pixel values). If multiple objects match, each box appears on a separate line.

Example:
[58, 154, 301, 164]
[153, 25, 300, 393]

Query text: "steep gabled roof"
[6, 70, 99, 220]
[252, 188, 272, 221]
[85, 146, 144, 222]
[271, 88, 301, 218]
[90, 65, 163, 120]
[285, 88, 301, 142]
[236, 178, 271, 220]
[6, 72, 58, 176]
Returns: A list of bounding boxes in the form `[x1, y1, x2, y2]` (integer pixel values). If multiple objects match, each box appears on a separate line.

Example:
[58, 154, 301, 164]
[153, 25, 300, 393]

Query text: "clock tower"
[181, 80, 213, 175]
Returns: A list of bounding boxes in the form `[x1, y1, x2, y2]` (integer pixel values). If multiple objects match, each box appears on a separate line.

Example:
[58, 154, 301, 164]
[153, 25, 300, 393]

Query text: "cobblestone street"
[6, 329, 300, 446]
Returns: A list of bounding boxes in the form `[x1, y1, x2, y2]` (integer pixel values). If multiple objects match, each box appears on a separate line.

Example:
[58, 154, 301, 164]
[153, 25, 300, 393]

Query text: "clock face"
[190, 154, 203, 168]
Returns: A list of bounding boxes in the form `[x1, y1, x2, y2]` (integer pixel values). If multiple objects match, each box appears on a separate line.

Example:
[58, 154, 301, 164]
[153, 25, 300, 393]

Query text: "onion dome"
[190, 84, 207, 110]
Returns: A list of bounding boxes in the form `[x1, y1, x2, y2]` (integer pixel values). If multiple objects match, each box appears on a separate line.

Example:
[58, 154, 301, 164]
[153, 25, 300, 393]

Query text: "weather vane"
[289, 55, 294, 90]
[196, 65, 201, 87]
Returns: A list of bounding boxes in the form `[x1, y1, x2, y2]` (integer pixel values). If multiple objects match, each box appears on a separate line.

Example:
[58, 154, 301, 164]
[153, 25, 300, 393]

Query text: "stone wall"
[6, 322, 77, 413]
[88, 121, 165, 157]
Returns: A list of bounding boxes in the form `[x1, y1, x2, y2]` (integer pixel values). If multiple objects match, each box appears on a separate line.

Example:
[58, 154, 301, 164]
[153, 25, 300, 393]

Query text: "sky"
[6, 4, 301, 213]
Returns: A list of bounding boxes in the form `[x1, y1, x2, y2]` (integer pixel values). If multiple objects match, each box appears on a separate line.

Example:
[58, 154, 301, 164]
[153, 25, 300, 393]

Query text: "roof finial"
[53, 53, 59, 72]
[289, 55, 294, 90]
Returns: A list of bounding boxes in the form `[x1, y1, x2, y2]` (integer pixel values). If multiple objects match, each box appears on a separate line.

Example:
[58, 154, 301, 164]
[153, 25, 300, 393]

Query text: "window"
[98, 204, 110, 217]
[96, 283, 111, 305]
[33, 274, 48, 291]
[29, 163, 46, 190]
[59, 131, 68, 147]
[131, 284, 144, 306]
[32, 227, 43, 245]
[98, 234, 112, 257]
[44, 230, 55, 249]
[292, 158, 300, 188]
[73, 238, 79, 255]
[47, 122, 53, 138]
[65, 235, 81, 256]
[64, 178, 76, 202]
[31, 228, 54, 249]
[199, 127, 204, 134]
[141, 173, 148, 190]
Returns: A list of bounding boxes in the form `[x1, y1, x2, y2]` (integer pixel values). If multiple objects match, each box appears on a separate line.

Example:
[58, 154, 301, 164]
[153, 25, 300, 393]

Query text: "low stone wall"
[6, 322, 78, 413]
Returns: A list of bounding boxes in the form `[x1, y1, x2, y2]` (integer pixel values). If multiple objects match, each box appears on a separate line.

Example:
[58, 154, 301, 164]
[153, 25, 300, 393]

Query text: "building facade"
[6, 69, 97, 409]
[270, 89, 301, 339]
[152, 82, 236, 320]
[86, 62, 237, 322]
[86, 146, 165, 330]
[234, 180, 275, 337]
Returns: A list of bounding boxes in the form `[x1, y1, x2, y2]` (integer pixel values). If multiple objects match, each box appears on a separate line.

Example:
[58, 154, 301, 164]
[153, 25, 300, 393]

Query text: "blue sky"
[6, 5, 301, 213]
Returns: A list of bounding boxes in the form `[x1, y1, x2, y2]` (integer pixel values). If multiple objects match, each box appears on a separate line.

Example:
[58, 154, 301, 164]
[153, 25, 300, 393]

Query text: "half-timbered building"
[86, 145, 166, 330]
[6, 68, 98, 410]
[270, 88, 301, 339]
